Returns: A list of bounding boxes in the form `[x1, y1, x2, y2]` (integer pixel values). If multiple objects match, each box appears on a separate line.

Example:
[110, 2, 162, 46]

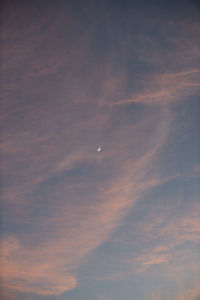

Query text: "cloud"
[147, 284, 200, 300]
[194, 164, 200, 174]
[0, 289, 35, 300]
[108, 68, 200, 106]
[83, 191, 199, 291]
[0, 237, 76, 295]
[174, 285, 200, 300]
[135, 253, 169, 272]
[0, 102, 172, 295]
[1, 1, 199, 297]
[97, 295, 113, 300]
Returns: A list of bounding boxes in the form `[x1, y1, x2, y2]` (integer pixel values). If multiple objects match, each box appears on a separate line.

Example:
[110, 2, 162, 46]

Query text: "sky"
[0, 0, 200, 299]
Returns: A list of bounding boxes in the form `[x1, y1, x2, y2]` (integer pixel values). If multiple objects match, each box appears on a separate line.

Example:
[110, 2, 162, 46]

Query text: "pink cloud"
[0, 103, 172, 294]
[1, 4, 199, 297]
[109, 68, 200, 106]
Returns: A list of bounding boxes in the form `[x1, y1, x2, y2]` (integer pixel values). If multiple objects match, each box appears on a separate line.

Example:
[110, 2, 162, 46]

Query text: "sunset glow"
[1, 1, 200, 300]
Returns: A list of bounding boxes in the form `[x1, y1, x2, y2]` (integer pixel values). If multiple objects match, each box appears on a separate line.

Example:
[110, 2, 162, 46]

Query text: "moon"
[97, 147, 101, 152]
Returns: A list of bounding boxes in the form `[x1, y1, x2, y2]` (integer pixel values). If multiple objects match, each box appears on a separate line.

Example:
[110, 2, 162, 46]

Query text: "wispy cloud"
[1, 1, 199, 298]
[1, 101, 172, 294]
[108, 68, 200, 106]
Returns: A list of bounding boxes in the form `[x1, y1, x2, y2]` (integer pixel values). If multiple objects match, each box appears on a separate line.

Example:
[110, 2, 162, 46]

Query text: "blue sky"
[1, 0, 200, 299]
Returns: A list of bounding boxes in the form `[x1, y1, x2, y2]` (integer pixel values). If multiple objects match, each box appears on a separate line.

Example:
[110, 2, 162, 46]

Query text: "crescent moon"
[97, 147, 101, 152]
